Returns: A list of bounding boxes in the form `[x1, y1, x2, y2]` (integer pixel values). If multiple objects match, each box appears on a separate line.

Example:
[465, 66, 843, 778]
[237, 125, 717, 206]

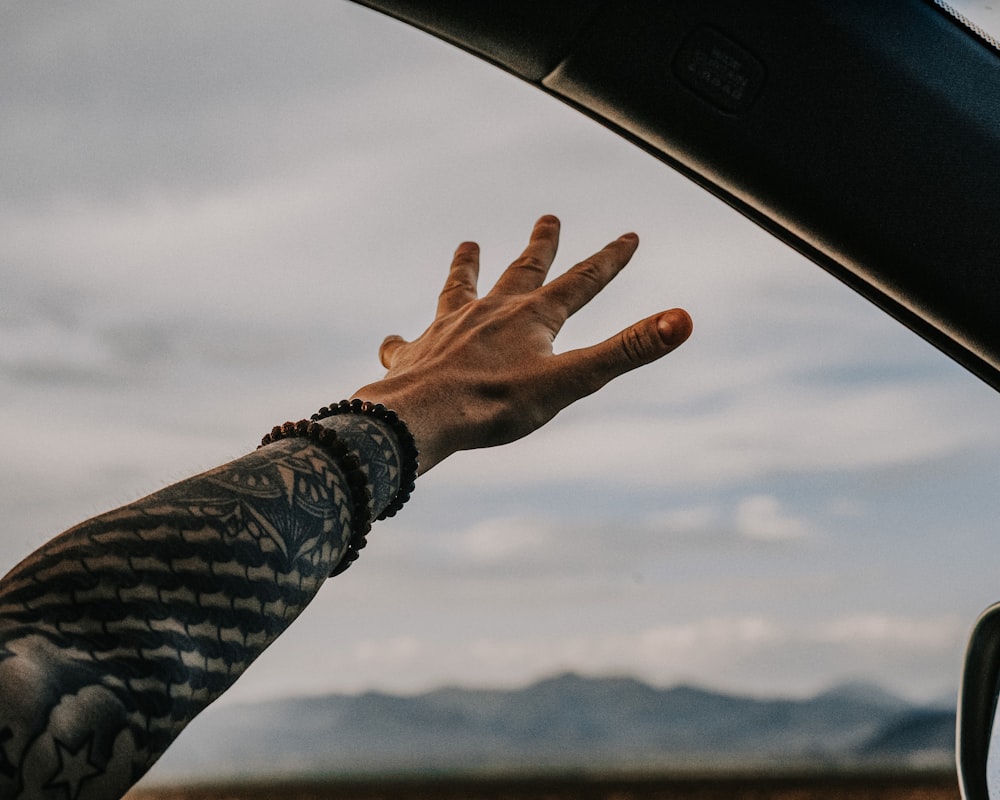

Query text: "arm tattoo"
[0, 417, 402, 799]
[316, 414, 406, 513]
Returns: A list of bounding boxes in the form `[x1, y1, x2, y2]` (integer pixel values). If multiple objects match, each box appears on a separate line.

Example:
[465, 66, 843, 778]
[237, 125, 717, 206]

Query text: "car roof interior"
[350, 0, 1000, 393]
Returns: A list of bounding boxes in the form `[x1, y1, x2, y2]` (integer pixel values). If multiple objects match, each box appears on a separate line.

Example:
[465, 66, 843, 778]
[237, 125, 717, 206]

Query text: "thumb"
[562, 308, 693, 395]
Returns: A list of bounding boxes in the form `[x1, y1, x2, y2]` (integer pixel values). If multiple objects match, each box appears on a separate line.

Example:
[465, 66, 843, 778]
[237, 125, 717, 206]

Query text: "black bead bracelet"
[311, 399, 419, 521]
[259, 419, 372, 576]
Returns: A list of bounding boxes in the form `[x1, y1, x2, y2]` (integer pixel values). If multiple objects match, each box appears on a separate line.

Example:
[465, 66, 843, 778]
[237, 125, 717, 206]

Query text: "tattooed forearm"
[316, 413, 408, 513]
[0, 417, 401, 799]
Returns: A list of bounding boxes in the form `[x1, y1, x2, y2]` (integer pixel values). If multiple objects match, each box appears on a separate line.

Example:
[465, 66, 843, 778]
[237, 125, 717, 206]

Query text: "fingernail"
[657, 308, 693, 345]
[620, 232, 639, 243]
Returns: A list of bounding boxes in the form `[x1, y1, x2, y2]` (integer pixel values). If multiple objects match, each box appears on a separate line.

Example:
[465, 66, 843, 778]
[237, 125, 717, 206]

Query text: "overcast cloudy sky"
[4, 0, 1000, 728]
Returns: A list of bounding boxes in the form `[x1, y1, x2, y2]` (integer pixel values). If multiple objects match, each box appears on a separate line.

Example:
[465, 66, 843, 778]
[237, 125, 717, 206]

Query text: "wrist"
[351, 381, 451, 472]
[259, 400, 419, 577]
[312, 400, 418, 516]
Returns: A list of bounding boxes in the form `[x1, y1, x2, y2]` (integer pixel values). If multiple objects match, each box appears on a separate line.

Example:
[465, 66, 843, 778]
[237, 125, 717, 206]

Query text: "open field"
[127, 772, 961, 800]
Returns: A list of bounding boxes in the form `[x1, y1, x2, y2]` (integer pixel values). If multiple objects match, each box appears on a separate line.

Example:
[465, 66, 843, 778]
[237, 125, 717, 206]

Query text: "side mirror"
[958, 603, 1000, 800]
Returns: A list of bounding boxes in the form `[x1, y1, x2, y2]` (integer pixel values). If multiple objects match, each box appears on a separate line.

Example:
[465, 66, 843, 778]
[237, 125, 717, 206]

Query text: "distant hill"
[144, 673, 956, 783]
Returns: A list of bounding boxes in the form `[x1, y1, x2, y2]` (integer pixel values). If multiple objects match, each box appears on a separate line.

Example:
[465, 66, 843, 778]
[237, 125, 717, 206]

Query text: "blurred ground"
[127, 772, 960, 800]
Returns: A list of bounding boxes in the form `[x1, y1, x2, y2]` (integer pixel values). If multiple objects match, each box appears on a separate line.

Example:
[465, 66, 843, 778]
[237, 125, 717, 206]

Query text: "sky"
[3, 0, 1000, 722]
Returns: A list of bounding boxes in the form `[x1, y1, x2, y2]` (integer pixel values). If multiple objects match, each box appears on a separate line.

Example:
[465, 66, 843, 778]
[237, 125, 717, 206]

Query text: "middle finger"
[490, 215, 561, 295]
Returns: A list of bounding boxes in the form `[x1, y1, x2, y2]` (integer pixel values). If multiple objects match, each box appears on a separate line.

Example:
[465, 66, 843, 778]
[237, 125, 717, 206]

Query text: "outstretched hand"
[354, 215, 692, 472]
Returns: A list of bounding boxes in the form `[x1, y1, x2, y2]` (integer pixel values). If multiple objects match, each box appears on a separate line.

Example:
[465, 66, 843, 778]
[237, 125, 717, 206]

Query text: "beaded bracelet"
[259, 419, 372, 576]
[311, 399, 419, 521]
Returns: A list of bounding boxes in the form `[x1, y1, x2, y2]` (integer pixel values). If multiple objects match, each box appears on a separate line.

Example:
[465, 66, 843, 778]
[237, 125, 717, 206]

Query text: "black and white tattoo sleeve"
[0, 415, 404, 799]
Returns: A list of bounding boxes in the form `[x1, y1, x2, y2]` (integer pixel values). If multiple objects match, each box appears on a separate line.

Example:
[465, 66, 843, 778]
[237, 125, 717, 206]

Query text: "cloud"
[816, 614, 961, 650]
[0, 315, 117, 384]
[351, 635, 426, 669]
[734, 495, 814, 541]
[641, 496, 817, 543]
[448, 516, 554, 565]
[219, 612, 966, 704]
[645, 504, 723, 534]
[371, 497, 816, 584]
[0, 1, 445, 206]
[426, 369, 1000, 495]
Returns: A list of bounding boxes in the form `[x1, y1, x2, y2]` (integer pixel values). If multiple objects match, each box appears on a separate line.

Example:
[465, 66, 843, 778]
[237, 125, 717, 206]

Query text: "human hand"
[354, 215, 692, 472]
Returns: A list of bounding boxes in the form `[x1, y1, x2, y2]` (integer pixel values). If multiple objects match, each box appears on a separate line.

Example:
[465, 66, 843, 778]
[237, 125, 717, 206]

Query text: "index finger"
[538, 232, 639, 323]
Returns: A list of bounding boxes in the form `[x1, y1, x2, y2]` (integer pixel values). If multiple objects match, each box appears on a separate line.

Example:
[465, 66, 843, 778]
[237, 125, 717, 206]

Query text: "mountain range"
[145, 673, 956, 783]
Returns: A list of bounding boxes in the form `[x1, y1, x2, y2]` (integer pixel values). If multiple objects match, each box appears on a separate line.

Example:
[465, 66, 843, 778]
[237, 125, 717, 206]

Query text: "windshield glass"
[4, 1, 1000, 777]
